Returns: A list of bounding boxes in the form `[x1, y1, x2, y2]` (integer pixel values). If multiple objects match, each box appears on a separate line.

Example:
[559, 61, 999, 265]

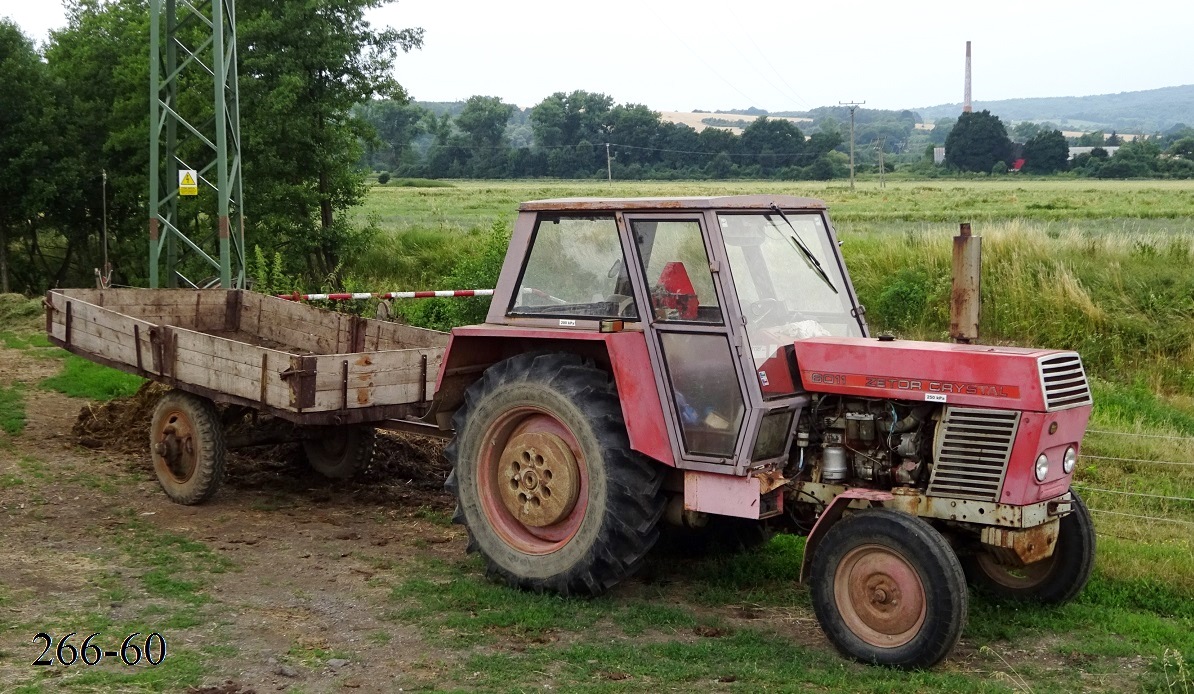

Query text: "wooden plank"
[49, 308, 160, 375]
[171, 349, 292, 404]
[50, 321, 143, 370]
[171, 328, 295, 370]
[49, 297, 157, 340]
[252, 300, 342, 353]
[376, 321, 449, 349]
[172, 359, 281, 405]
[310, 381, 427, 410]
[311, 349, 443, 390]
[56, 288, 233, 313]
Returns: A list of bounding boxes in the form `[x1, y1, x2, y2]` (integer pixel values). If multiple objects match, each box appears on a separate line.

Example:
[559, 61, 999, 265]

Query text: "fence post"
[950, 222, 981, 344]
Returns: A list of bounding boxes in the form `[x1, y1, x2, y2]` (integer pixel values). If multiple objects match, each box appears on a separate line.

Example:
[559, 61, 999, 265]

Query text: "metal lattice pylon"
[148, 0, 245, 289]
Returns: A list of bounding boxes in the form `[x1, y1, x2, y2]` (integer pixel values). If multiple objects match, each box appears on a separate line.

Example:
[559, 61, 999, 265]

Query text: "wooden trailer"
[45, 288, 449, 503]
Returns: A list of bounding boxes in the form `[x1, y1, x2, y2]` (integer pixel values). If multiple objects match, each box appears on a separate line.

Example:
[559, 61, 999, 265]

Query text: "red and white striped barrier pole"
[279, 289, 494, 302]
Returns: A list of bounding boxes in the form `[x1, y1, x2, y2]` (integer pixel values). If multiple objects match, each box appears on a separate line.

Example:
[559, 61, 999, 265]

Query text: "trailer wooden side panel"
[45, 288, 450, 424]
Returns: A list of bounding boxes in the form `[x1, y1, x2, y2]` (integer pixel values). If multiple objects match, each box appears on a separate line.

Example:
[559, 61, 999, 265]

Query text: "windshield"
[719, 212, 863, 373]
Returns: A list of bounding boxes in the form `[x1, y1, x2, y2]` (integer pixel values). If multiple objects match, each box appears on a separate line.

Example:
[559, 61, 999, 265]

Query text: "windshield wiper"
[768, 203, 838, 295]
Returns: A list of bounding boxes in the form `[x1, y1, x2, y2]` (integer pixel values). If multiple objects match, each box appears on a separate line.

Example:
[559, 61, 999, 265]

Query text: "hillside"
[912, 84, 1194, 133]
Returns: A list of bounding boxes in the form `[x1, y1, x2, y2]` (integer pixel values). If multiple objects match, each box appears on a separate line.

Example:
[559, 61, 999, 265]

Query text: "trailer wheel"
[810, 509, 967, 669]
[445, 352, 665, 596]
[303, 426, 376, 479]
[149, 390, 226, 505]
[963, 490, 1095, 604]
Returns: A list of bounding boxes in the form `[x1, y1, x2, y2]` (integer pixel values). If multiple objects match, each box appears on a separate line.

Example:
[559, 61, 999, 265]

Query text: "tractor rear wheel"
[149, 390, 226, 505]
[303, 425, 376, 479]
[445, 352, 665, 596]
[809, 509, 967, 669]
[962, 489, 1095, 604]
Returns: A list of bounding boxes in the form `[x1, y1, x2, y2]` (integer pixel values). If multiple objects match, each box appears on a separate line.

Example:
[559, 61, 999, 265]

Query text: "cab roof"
[518, 195, 828, 212]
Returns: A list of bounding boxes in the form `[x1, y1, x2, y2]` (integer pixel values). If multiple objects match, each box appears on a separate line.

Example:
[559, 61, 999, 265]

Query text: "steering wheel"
[748, 298, 790, 329]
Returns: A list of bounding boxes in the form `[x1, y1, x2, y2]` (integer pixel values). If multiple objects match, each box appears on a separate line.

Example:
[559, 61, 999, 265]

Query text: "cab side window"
[510, 215, 637, 319]
[631, 219, 722, 324]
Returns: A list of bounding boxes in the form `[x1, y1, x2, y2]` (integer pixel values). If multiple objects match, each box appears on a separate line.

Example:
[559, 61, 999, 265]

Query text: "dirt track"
[0, 340, 481, 691]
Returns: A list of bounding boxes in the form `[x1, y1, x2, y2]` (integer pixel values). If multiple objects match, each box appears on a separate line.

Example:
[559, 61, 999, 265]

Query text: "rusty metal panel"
[981, 519, 1060, 565]
[950, 223, 981, 343]
[518, 195, 827, 213]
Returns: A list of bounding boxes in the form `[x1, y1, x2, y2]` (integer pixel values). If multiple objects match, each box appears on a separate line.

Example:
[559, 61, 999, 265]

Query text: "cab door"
[619, 212, 751, 472]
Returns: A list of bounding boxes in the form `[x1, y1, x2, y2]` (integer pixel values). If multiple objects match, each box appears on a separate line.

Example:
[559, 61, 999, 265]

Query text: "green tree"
[1022, 129, 1069, 174]
[740, 117, 805, 172]
[1012, 121, 1042, 142]
[944, 110, 1012, 172]
[530, 91, 613, 176]
[455, 95, 515, 176]
[0, 20, 53, 292]
[1076, 131, 1105, 147]
[238, 0, 423, 279]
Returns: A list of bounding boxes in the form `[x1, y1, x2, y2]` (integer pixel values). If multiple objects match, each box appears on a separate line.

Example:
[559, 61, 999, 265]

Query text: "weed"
[0, 385, 27, 435]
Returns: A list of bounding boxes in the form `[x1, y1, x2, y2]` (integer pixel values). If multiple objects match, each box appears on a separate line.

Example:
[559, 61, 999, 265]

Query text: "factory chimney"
[963, 41, 973, 113]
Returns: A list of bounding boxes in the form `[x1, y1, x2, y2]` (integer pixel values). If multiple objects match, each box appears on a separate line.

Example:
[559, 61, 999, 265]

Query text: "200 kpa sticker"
[32, 632, 167, 666]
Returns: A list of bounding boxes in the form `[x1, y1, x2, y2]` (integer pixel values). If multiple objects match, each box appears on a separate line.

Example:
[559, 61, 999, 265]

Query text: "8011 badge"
[33, 632, 167, 666]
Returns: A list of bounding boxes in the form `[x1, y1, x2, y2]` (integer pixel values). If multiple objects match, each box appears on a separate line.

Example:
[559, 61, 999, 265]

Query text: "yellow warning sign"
[179, 169, 198, 196]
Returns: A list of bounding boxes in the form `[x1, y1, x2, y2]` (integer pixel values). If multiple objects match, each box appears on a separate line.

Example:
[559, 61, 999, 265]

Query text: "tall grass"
[846, 219, 1194, 392]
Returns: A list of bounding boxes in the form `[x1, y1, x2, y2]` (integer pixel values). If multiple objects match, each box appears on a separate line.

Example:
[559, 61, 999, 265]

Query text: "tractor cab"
[481, 195, 864, 474]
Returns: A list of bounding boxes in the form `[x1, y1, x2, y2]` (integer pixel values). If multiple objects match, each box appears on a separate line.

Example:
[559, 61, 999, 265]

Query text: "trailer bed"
[45, 289, 447, 425]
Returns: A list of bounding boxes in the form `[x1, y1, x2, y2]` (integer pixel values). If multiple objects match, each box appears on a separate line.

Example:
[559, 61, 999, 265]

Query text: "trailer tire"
[149, 390, 226, 505]
[445, 352, 665, 596]
[963, 489, 1095, 604]
[810, 509, 967, 669]
[303, 426, 376, 479]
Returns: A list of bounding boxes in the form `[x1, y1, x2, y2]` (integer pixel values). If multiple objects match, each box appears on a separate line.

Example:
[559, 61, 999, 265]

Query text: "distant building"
[1068, 146, 1120, 160]
[934, 147, 946, 165]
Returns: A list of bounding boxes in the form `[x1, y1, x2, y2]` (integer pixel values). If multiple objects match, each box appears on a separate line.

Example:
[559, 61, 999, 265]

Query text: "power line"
[1088, 508, 1194, 527]
[1086, 429, 1194, 442]
[1079, 453, 1194, 465]
[1073, 485, 1194, 503]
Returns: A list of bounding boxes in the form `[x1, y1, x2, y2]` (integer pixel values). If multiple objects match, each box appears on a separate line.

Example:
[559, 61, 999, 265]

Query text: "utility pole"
[606, 143, 613, 184]
[839, 101, 865, 190]
[878, 137, 886, 189]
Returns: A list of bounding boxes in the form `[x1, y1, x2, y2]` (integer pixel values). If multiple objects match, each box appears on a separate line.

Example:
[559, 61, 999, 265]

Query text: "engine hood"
[791, 336, 1092, 412]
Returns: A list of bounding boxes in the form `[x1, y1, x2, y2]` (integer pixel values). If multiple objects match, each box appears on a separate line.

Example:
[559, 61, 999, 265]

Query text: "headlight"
[1063, 447, 1077, 474]
[1035, 453, 1049, 482]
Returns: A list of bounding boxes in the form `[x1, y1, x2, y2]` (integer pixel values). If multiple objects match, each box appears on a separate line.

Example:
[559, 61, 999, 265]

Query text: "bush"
[377, 171, 391, 184]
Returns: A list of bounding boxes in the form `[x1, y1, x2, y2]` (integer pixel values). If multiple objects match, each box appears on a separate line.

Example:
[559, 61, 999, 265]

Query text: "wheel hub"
[835, 545, 927, 648]
[154, 415, 196, 483]
[497, 431, 580, 527]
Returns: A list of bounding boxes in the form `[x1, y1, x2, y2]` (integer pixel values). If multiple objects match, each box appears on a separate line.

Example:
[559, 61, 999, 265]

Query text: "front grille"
[1038, 353, 1093, 411]
[928, 407, 1020, 502]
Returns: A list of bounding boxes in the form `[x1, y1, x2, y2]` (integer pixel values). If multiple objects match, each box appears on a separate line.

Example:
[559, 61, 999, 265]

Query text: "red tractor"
[437, 195, 1094, 668]
[49, 194, 1093, 669]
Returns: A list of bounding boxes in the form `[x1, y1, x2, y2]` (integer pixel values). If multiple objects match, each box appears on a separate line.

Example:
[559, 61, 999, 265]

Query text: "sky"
[4, 0, 1192, 113]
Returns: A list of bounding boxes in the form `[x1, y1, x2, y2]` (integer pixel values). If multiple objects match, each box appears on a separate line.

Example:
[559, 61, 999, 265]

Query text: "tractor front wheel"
[963, 490, 1095, 604]
[809, 509, 967, 669]
[149, 390, 226, 505]
[445, 352, 665, 596]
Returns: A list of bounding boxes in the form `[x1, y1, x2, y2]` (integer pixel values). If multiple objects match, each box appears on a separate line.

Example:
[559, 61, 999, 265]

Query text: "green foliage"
[249, 245, 298, 296]
[395, 220, 511, 331]
[40, 356, 145, 401]
[0, 385, 26, 435]
[945, 110, 1013, 172]
[1023, 129, 1070, 174]
[376, 171, 391, 184]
